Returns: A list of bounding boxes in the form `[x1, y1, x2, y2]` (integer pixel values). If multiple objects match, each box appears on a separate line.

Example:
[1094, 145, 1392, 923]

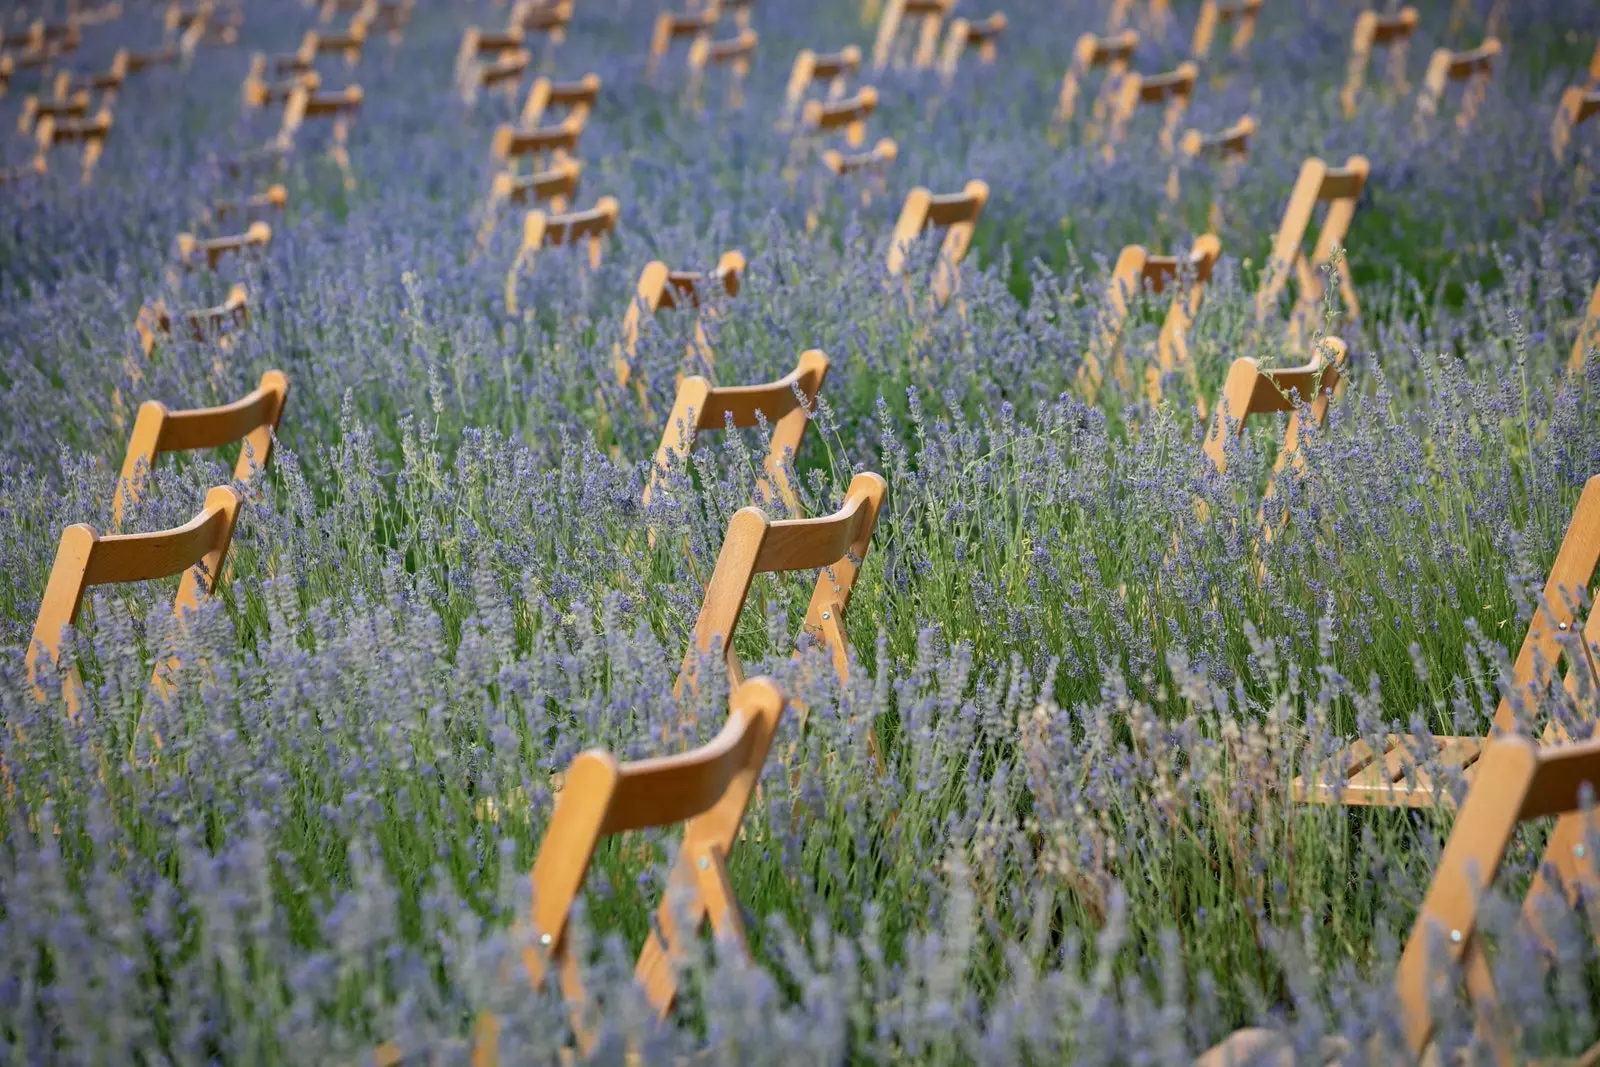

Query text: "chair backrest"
[1415, 37, 1499, 132]
[33, 107, 112, 183]
[477, 159, 581, 250]
[209, 183, 288, 225]
[1103, 60, 1198, 156]
[114, 370, 288, 526]
[1254, 155, 1369, 343]
[820, 137, 898, 177]
[503, 197, 620, 315]
[243, 64, 319, 110]
[1340, 6, 1419, 117]
[1190, 0, 1260, 62]
[871, 0, 954, 71]
[135, 282, 250, 358]
[28, 484, 243, 717]
[1169, 114, 1255, 229]
[799, 85, 877, 146]
[644, 348, 825, 522]
[886, 179, 990, 309]
[1057, 28, 1138, 124]
[678, 469, 886, 696]
[783, 45, 860, 127]
[1106, 0, 1169, 36]
[175, 221, 272, 271]
[937, 12, 1006, 85]
[519, 71, 600, 128]
[686, 28, 757, 109]
[1570, 277, 1600, 375]
[455, 25, 524, 92]
[1203, 336, 1346, 477]
[617, 250, 746, 392]
[491, 112, 586, 169]
[1078, 234, 1221, 406]
[17, 87, 91, 135]
[1551, 86, 1600, 162]
[648, 7, 718, 80]
[467, 48, 530, 104]
[509, 0, 572, 39]
[125, 45, 180, 74]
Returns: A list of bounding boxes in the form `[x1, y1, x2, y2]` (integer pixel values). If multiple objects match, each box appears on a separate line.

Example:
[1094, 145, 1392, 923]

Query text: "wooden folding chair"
[1056, 29, 1138, 128]
[1203, 339, 1343, 480]
[463, 47, 530, 107]
[456, 25, 525, 97]
[1589, 40, 1600, 87]
[27, 485, 242, 718]
[135, 282, 250, 360]
[1551, 85, 1600, 163]
[113, 370, 287, 527]
[174, 221, 271, 271]
[477, 157, 580, 249]
[124, 45, 180, 75]
[1167, 114, 1255, 233]
[886, 179, 989, 310]
[936, 12, 1005, 86]
[1253, 155, 1369, 348]
[207, 184, 288, 225]
[685, 28, 756, 110]
[676, 469, 885, 700]
[616, 250, 747, 407]
[305, 14, 370, 68]
[503, 197, 619, 316]
[1340, 6, 1419, 118]
[1077, 234, 1222, 408]
[1415, 37, 1499, 134]
[16, 84, 91, 135]
[509, 0, 572, 44]
[283, 83, 363, 189]
[1102, 61, 1199, 157]
[1570, 278, 1600, 376]
[372, 677, 788, 1065]
[363, 0, 414, 44]
[1190, 0, 1260, 62]
[518, 71, 599, 128]
[0, 55, 13, 100]
[1203, 733, 1600, 1067]
[35, 108, 113, 184]
[797, 85, 878, 149]
[816, 138, 898, 220]
[781, 45, 860, 130]
[647, 7, 718, 82]
[87, 50, 129, 102]
[1293, 474, 1600, 809]
[1445, 0, 1506, 43]
[1107, 0, 1169, 36]
[870, 0, 953, 72]
[490, 112, 585, 175]
[242, 65, 318, 110]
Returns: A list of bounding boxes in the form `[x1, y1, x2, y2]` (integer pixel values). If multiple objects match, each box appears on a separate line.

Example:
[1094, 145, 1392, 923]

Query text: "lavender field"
[3, 0, 1600, 1062]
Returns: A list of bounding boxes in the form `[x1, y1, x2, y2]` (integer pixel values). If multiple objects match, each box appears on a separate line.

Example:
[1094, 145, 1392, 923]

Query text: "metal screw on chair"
[540, 933, 552, 945]
[698, 855, 710, 869]
[821, 611, 831, 620]
[1449, 929, 1463, 943]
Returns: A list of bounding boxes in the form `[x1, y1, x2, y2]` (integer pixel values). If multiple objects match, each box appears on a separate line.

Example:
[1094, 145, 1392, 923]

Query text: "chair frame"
[1203, 337, 1344, 479]
[685, 28, 757, 111]
[175, 221, 272, 271]
[936, 12, 1006, 86]
[503, 197, 620, 316]
[1415, 37, 1499, 134]
[1570, 277, 1600, 376]
[798, 85, 878, 149]
[479, 157, 582, 249]
[1102, 61, 1199, 157]
[34, 108, 113, 184]
[1551, 85, 1600, 163]
[886, 180, 990, 310]
[1340, 6, 1419, 118]
[1056, 29, 1138, 128]
[870, 0, 953, 72]
[648, 7, 718, 82]
[1253, 155, 1369, 348]
[616, 250, 747, 402]
[518, 72, 599, 129]
[491, 113, 586, 173]
[1168, 114, 1255, 233]
[1190, 0, 1260, 63]
[135, 283, 250, 359]
[782, 45, 860, 129]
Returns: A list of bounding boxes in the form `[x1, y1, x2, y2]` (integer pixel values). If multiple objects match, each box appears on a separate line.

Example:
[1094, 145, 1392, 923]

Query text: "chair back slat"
[1254, 155, 1369, 345]
[1341, 6, 1419, 117]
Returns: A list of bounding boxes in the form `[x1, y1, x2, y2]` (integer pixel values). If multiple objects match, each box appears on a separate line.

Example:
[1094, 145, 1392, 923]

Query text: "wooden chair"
[175, 221, 271, 271]
[27, 485, 242, 718]
[282, 83, 363, 189]
[371, 677, 789, 1065]
[1415, 37, 1499, 134]
[1445, 0, 1506, 42]
[886, 179, 989, 310]
[307, 15, 370, 67]
[125, 45, 180, 74]
[462, 47, 530, 107]
[936, 12, 1005, 86]
[1253, 155, 1369, 349]
[503, 197, 619, 316]
[135, 282, 250, 359]
[676, 469, 885, 698]
[0, 55, 13, 100]
[685, 28, 757, 110]
[616, 250, 747, 406]
[16, 85, 91, 135]
[1167, 114, 1255, 233]
[207, 183, 288, 225]
[113, 370, 287, 527]
[1056, 29, 1138, 128]
[509, 0, 572, 47]
[87, 50, 129, 102]
[816, 138, 898, 219]
[1102, 61, 1199, 157]
[782, 45, 860, 130]
[1551, 85, 1600, 163]
[456, 25, 525, 97]
[870, 0, 953, 72]
[1106, 0, 1169, 36]
[1190, 0, 1260, 63]
[1203, 338, 1343, 480]
[1340, 6, 1419, 118]
[518, 71, 599, 128]
[242, 64, 319, 110]
[35, 108, 114, 185]
[364, 0, 414, 43]
[797, 85, 878, 149]
[1570, 278, 1600, 375]
[1203, 733, 1600, 1067]
[647, 7, 717, 82]
[1293, 473, 1600, 809]
[1077, 234, 1222, 408]
[490, 113, 585, 173]
[477, 157, 581, 249]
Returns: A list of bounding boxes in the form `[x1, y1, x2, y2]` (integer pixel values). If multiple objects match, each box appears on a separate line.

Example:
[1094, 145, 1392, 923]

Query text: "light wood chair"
[242, 64, 319, 110]
[35, 108, 114, 185]
[206, 184, 288, 226]
[1445, 0, 1506, 43]
[1056, 29, 1138, 129]
[503, 197, 619, 316]
[16, 84, 91, 135]
[308, 14, 370, 67]
[1203, 732, 1600, 1067]
[685, 28, 757, 110]
[456, 25, 525, 97]
[1551, 85, 1600, 163]
[490, 113, 586, 174]
[1106, 0, 1169, 36]
[135, 283, 250, 359]
[1102, 60, 1199, 158]
[113, 370, 287, 527]
[1293, 473, 1600, 809]
[462, 46, 530, 107]
[781, 45, 860, 129]
[363, 0, 414, 44]
[1167, 114, 1255, 233]
[1340, 6, 1419, 118]
[815, 138, 899, 222]
[124, 45, 180, 75]
[797, 85, 878, 149]
[283, 83, 364, 189]
[175, 221, 271, 271]
[27, 485, 243, 718]
[1203, 338, 1343, 480]
[1570, 278, 1600, 375]
[1190, 0, 1260, 63]
[0, 55, 12, 99]
[1253, 155, 1369, 349]
[87, 50, 130, 103]
[1077, 234, 1222, 408]
[886, 179, 989, 310]
[870, 0, 953, 72]
[936, 12, 1005, 86]
[676, 469, 885, 698]
[518, 71, 599, 128]
[478, 157, 581, 249]
[642, 345, 821, 533]
[1414, 37, 1499, 134]
[617, 250, 747, 406]
[647, 7, 718, 82]
[509, 0, 572, 49]
[372, 677, 789, 1065]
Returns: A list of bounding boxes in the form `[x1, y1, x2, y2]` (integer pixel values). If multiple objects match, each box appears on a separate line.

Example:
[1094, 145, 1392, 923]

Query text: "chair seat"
[1292, 734, 1485, 807]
